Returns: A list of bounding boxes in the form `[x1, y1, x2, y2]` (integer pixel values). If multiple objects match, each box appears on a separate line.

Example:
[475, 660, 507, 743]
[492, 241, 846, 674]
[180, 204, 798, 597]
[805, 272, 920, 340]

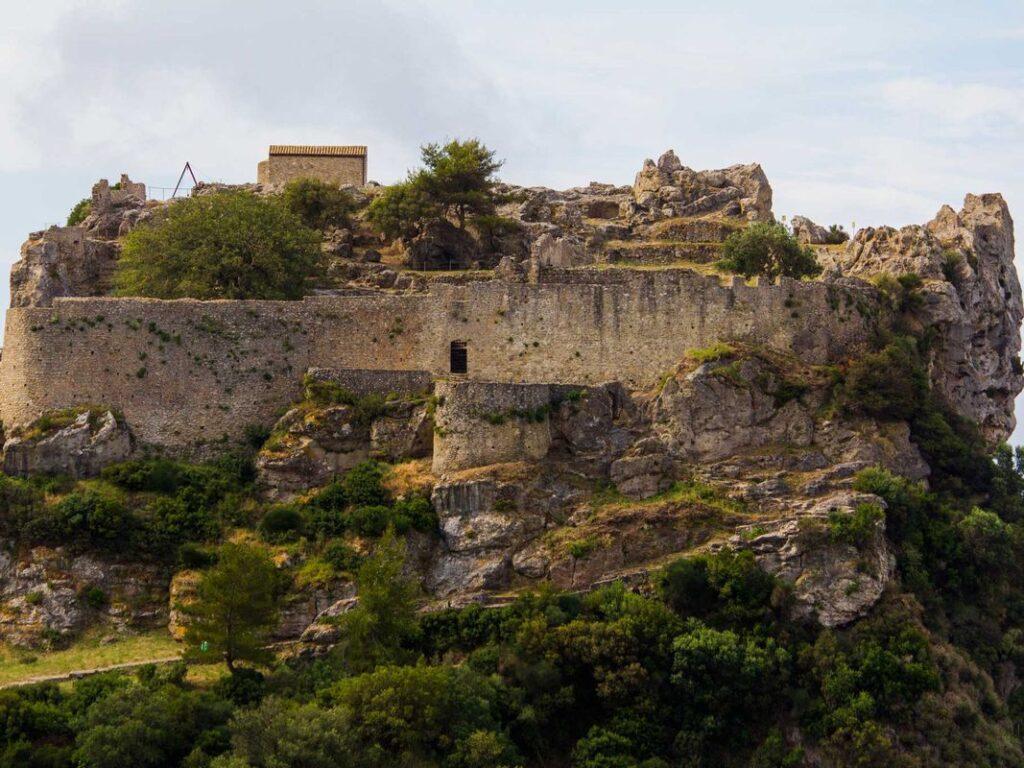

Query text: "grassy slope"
[0, 630, 180, 687]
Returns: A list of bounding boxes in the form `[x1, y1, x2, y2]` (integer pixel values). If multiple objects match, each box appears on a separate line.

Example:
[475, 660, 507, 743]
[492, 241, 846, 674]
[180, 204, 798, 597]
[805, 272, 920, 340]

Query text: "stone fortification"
[0, 270, 878, 453]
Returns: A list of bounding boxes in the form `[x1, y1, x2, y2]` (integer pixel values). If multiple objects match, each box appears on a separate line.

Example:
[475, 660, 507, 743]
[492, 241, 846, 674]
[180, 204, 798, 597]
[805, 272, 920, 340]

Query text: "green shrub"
[828, 503, 884, 547]
[841, 336, 928, 420]
[367, 177, 438, 240]
[305, 502, 348, 539]
[392, 495, 437, 533]
[824, 224, 849, 245]
[146, 495, 220, 546]
[322, 540, 362, 573]
[660, 549, 776, 628]
[114, 190, 322, 299]
[259, 504, 305, 541]
[280, 177, 355, 230]
[67, 198, 91, 226]
[213, 667, 265, 707]
[82, 586, 107, 609]
[345, 504, 391, 537]
[718, 222, 822, 282]
[55, 489, 134, 548]
[178, 542, 219, 569]
[342, 461, 390, 506]
[687, 342, 736, 364]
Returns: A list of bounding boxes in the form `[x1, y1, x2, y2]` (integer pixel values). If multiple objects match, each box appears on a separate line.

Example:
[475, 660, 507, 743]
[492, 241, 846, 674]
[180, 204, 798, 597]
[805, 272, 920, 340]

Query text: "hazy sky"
[3, 0, 1024, 437]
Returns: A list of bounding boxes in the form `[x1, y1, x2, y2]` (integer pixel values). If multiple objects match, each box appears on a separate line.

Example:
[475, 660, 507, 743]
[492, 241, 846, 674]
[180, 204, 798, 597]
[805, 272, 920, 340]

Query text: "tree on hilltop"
[718, 222, 822, 283]
[418, 139, 503, 230]
[367, 138, 503, 239]
[114, 190, 322, 299]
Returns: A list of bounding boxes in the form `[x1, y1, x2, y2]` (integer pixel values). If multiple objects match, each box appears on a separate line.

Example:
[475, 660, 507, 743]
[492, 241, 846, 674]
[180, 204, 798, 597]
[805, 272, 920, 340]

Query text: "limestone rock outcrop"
[255, 405, 372, 499]
[791, 215, 831, 245]
[0, 542, 168, 647]
[2, 410, 133, 479]
[730, 491, 895, 627]
[650, 356, 816, 463]
[631, 150, 773, 222]
[830, 194, 1023, 442]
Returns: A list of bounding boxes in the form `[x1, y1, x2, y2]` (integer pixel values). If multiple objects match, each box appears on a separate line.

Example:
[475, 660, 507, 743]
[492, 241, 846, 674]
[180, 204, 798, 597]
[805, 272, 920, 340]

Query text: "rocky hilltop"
[0, 147, 1018, 657]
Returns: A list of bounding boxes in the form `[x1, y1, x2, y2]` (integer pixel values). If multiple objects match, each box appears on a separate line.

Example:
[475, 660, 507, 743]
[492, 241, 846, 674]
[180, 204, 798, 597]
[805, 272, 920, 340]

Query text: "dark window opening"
[450, 341, 468, 374]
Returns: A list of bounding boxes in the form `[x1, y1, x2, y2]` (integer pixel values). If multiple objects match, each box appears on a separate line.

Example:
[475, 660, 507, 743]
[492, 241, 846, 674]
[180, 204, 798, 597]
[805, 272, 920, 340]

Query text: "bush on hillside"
[114, 191, 321, 299]
[718, 222, 822, 282]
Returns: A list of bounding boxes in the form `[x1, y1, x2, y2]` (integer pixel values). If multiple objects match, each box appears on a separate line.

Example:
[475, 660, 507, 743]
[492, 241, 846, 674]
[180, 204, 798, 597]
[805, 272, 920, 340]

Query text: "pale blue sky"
[3, 0, 1023, 437]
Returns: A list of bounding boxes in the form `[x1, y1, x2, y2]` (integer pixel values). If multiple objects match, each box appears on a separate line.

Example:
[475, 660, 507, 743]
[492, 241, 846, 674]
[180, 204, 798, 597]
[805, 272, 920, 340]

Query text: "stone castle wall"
[432, 381, 554, 473]
[257, 155, 366, 187]
[0, 271, 879, 453]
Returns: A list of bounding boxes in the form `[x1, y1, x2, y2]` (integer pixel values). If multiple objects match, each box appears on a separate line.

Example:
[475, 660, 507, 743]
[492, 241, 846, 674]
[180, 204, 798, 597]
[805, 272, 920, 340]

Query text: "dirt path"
[0, 655, 182, 689]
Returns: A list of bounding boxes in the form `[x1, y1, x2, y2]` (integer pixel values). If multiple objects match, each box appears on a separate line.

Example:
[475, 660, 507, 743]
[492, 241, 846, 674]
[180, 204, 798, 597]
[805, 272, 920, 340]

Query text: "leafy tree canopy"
[367, 139, 502, 238]
[280, 177, 355, 231]
[718, 222, 822, 282]
[114, 191, 322, 299]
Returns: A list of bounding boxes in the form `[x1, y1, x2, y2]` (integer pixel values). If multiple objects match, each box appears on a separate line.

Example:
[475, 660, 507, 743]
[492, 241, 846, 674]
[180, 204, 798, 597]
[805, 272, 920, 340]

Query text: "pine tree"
[182, 543, 280, 672]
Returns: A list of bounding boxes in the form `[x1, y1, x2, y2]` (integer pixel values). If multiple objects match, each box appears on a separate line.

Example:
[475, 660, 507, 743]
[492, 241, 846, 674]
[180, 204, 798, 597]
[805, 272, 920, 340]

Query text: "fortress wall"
[432, 381, 554, 474]
[0, 272, 878, 452]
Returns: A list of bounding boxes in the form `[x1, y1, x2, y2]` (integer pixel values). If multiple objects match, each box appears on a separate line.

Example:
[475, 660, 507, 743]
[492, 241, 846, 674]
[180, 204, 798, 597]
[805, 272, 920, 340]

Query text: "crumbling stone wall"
[432, 381, 554, 473]
[0, 271, 879, 453]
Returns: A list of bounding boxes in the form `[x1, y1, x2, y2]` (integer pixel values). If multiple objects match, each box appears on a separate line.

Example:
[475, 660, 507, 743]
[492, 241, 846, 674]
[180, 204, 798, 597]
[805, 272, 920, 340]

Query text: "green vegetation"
[825, 223, 849, 244]
[718, 222, 822, 282]
[114, 191, 322, 299]
[687, 341, 737, 364]
[0, 630, 179, 687]
[66, 198, 91, 226]
[280, 177, 355, 230]
[367, 138, 503, 238]
[182, 543, 281, 672]
[3, 508, 1024, 767]
[827, 502, 884, 546]
[255, 460, 435, 543]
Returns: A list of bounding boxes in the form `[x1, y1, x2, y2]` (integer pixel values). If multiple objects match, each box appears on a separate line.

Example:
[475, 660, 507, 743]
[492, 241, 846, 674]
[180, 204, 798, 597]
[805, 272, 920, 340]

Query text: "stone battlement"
[0, 270, 878, 452]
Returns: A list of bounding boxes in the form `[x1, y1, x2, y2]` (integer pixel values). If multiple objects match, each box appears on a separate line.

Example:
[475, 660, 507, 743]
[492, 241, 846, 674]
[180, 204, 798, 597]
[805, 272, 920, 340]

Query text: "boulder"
[2, 410, 133, 478]
[650, 357, 814, 462]
[791, 215, 831, 245]
[255, 405, 371, 499]
[370, 403, 433, 462]
[530, 233, 591, 269]
[631, 151, 773, 222]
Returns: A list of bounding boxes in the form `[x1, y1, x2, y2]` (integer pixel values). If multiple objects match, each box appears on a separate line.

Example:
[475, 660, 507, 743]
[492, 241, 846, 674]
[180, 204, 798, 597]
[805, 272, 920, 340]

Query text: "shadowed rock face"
[826, 194, 1023, 443]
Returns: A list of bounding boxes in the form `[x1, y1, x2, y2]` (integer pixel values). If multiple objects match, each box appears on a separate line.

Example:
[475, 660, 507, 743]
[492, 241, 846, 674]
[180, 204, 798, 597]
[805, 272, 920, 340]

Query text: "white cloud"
[880, 78, 1024, 128]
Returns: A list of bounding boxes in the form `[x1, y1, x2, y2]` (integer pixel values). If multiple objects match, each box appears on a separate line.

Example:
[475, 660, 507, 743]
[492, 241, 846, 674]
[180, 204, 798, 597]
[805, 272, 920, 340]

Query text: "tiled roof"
[268, 145, 367, 157]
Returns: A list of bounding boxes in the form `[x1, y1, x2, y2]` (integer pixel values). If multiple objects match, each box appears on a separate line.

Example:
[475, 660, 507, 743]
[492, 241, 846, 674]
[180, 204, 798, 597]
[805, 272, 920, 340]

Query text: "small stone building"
[257, 145, 367, 187]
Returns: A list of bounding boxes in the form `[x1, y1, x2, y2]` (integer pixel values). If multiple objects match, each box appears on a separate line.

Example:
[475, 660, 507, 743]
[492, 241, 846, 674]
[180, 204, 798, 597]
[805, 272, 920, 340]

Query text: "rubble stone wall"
[432, 381, 554, 473]
[0, 271, 878, 452]
[257, 155, 366, 187]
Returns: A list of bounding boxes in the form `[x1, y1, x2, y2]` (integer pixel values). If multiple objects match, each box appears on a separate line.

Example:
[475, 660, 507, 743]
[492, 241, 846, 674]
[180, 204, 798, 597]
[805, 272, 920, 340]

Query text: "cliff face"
[825, 193, 1022, 443]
